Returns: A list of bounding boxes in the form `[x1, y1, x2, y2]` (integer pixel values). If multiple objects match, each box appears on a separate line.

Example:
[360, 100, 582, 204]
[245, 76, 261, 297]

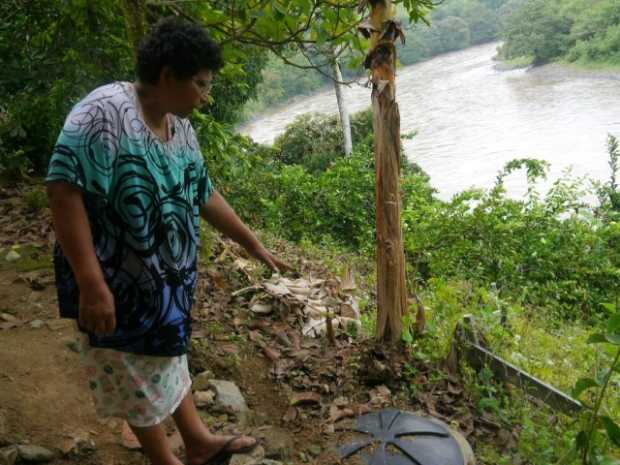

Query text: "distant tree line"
[498, 0, 620, 66]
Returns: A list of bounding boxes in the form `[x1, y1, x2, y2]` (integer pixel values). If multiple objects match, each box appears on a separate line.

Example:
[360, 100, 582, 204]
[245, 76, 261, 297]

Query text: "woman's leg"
[171, 391, 256, 465]
[129, 422, 184, 465]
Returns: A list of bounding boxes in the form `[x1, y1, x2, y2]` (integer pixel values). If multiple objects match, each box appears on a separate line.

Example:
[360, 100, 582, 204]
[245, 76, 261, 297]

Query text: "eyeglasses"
[193, 77, 213, 98]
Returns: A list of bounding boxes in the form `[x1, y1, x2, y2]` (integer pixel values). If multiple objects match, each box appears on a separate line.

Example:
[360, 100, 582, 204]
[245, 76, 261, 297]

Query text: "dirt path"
[0, 268, 147, 464]
[0, 259, 340, 465]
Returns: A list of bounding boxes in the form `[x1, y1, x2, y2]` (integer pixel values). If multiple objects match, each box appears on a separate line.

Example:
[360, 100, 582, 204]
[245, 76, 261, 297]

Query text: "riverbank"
[493, 53, 620, 78]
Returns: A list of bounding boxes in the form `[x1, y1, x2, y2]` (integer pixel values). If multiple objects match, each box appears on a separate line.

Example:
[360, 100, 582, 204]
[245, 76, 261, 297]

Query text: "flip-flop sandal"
[199, 434, 260, 465]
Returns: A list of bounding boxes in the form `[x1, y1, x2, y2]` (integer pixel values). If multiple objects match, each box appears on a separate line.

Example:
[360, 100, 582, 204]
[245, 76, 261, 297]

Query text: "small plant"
[599, 135, 620, 213]
[566, 302, 620, 465]
[0, 148, 32, 183]
[23, 186, 48, 211]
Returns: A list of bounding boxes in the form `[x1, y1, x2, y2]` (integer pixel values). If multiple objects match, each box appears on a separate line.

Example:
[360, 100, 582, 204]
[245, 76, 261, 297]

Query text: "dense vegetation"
[208, 113, 620, 462]
[498, 0, 620, 66]
[398, 0, 509, 65]
[3, 1, 620, 462]
[0, 0, 267, 181]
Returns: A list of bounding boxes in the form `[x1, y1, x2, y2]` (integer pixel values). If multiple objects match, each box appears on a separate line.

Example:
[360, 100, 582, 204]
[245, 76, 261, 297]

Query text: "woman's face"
[164, 68, 214, 117]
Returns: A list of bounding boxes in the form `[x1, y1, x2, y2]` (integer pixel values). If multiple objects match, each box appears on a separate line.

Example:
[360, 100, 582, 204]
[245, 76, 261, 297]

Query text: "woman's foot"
[186, 434, 258, 465]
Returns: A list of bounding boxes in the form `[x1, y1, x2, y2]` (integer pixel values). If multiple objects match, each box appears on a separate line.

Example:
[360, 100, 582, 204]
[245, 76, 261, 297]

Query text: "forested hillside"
[498, 0, 620, 66]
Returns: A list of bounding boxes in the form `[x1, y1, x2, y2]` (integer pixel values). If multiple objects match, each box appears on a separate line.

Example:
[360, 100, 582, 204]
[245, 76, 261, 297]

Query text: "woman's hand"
[78, 279, 116, 336]
[248, 243, 291, 273]
[201, 191, 292, 273]
[47, 182, 115, 336]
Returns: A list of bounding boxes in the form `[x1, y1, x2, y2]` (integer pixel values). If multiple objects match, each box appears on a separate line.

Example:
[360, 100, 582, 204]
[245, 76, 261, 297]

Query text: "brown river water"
[240, 42, 620, 201]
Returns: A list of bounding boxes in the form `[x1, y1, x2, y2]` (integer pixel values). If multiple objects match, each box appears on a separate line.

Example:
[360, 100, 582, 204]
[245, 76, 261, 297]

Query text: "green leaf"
[572, 377, 600, 399]
[606, 333, 620, 345]
[596, 368, 612, 386]
[601, 302, 616, 314]
[588, 333, 609, 344]
[272, 1, 288, 15]
[607, 313, 620, 334]
[575, 430, 589, 452]
[601, 416, 620, 447]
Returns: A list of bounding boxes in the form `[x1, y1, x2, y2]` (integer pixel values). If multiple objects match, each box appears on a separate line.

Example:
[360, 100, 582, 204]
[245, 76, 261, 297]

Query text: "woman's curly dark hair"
[137, 17, 224, 84]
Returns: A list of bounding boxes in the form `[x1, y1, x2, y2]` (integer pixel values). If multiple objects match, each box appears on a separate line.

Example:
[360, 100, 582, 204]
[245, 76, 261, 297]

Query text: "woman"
[46, 17, 286, 465]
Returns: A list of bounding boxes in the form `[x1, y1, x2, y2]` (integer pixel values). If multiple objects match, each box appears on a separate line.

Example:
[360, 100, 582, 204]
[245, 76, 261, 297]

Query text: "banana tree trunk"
[358, 0, 409, 343]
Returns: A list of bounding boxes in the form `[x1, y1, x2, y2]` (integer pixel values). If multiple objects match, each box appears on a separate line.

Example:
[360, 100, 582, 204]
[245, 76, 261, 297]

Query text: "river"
[240, 42, 620, 201]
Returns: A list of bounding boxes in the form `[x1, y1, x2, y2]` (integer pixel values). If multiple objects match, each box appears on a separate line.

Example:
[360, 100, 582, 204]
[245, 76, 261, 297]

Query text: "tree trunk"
[332, 52, 353, 156]
[358, 0, 409, 343]
[121, 0, 147, 54]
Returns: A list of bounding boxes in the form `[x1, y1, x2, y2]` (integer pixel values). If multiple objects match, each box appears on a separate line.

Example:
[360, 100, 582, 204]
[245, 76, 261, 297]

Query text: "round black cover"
[338, 409, 465, 465]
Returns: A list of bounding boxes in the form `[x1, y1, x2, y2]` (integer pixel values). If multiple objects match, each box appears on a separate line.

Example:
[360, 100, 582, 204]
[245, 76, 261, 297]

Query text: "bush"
[273, 109, 374, 171]
[403, 158, 620, 320]
[23, 186, 49, 211]
[499, 0, 620, 66]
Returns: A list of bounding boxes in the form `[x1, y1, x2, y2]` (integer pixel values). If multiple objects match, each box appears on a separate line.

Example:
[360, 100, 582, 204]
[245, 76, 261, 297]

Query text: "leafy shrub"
[273, 109, 374, 170]
[499, 0, 620, 66]
[403, 158, 620, 320]
[23, 186, 49, 211]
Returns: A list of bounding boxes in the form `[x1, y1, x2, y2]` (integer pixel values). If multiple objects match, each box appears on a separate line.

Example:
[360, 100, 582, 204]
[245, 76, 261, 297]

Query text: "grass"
[559, 57, 620, 73]
[0, 244, 52, 272]
[496, 55, 536, 69]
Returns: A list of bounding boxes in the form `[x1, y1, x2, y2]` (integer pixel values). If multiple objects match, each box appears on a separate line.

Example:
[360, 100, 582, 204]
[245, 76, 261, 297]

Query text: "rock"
[192, 370, 215, 391]
[229, 445, 265, 465]
[0, 446, 18, 465]
[258, 461, 283, 465]
[0, 314, 21, 331]
[369, 385, 391, 407]
[16, 445, 56, 463]
[65, 340, 80, 353]
[5, 251, 20, 262]
[252, 426, 292, 460]
[250, 303, 273, 315]
[29, 320, 44, 329]
[59, 434, 96, 457]
[46, 319, 72, 332]
[0, 314, 18, 323]
[194, 390, 215, 408]
[208, 380, 249, 419]
[329, 404, 354, 423]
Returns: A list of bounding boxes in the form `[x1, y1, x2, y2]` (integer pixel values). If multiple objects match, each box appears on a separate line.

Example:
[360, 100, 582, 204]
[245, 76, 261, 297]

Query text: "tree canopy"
[0, 0, 436, 179]
[498, 0, 620, 66]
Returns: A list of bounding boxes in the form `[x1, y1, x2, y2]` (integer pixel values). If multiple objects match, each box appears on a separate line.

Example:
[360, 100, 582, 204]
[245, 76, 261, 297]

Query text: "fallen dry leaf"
[290, 392, 321, 406]
[262, 345, 281, 362]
